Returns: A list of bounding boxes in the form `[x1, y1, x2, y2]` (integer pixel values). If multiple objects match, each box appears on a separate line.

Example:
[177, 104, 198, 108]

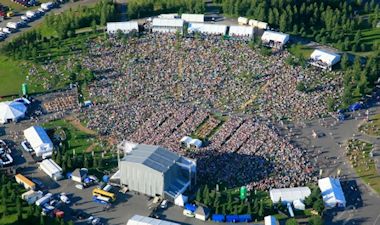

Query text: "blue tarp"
[238, 214, 252, 222]
[226, 215, 239, 223]
[184, 203, 197, 213]
[102, 175, 110, 183]
[349, 103, 362, 111]
[212, 214, 225, 222]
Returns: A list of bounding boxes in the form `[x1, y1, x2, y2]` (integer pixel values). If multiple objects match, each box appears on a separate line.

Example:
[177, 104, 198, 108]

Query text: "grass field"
[359, 114, 380, 136]
[0, 55, 26, 97]
[288, 44, 314, 59]
[0, 0, 53, 13]
[346, 139, 380, 194]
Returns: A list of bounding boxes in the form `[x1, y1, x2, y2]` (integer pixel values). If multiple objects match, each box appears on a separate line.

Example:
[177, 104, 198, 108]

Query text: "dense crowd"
[31, 33, 340, 189]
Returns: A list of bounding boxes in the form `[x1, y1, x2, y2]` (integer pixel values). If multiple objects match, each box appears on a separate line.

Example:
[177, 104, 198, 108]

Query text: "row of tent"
[211, 214, 253, 223]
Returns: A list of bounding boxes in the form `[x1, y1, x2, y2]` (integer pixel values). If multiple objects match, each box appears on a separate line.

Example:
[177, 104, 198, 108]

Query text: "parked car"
[75, 184, 84, 190]
[87, 216, 101, 225]
[60, 193, 70, 204]
[73, 209, 88, 220]
[21, 141, 33, 152]
[160, 199, 168, 209]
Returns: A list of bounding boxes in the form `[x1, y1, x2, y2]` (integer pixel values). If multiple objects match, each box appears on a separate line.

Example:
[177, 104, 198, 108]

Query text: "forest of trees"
[126, 0, 205, 19]
[219, 0, 380, 52]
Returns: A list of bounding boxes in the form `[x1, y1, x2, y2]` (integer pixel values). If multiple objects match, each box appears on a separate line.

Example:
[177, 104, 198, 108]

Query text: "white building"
[127, 215, 180, 225]
[107, 21, 139, 34]
[39, 159, 63, 181]
[238, 17, 249, 25]
[309, 49, 341, 70]
[249, 19, 269, 30]
[181, 13, 204, 23]
[152, 18, 184, 33]
[269, 187, 311, 204]
[318, 177, 346, 208]
[229, 25, 254, 38]
[0, 101, 27, 124]
[195, 206, 210, 221]
[261, 31, 289, 49]
[188, 23, 227, 35]
[24, 126, 53, 157]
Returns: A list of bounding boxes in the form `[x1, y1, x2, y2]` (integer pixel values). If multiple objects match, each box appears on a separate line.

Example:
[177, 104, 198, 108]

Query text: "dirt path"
[65, 116, 97, 135]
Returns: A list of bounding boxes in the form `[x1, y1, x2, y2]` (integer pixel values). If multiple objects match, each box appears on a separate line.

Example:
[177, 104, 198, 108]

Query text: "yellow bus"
[92, 188, 115, 201]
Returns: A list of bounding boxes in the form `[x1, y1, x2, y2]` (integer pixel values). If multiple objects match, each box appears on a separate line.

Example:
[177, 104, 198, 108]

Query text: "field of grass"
[0, 0, 53, 12]
[359, 114, 380, 136]
[346, 139, 380, 194]
[0, 55, 26, 97]
[288, 44, 314, 59]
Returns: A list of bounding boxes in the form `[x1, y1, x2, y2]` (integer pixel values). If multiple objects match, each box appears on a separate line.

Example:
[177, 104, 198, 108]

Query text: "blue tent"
[184, 203, 197, 213]
[238, 214, 252, 222]
[212, 214, 225, 222]
[226, 215, 239, 223]
[102, 175, 110, 183]
[349, 103, 362, 111]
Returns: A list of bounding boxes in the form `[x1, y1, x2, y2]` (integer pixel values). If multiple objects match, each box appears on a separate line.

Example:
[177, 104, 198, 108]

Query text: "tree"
[258, 200, 264, 219]
[309, 216, 323, 225]
[341, 53, 349, 70]
[313, 199, 325, 215]
[327, 97, 336, 112]
[286, 218, 299, 225]
[296, 81, 307, 92]
[196, 188, 202, 202]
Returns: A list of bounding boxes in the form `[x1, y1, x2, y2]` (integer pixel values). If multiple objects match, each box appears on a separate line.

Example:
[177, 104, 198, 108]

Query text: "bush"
[296, 82, 307, 92]
[308, 216, 323, 225]
[286, 218, 299, 225]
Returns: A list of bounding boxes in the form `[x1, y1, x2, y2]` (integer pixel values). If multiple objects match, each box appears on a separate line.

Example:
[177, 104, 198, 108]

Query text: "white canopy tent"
[318, 177, 346, 208]
[310, 49, 341, 70]
[181, 13, 204, 23]
[189, 139, 202, 148]
[180, 136, 192, 147]
[24, 126, 53, 157]
[188, 23, 227, 35]
[0, 101, 27, 124]
[152, 18, 184, 33]
[249, 19, 269, 30]
[174, 194, 188, 207]
[269, 187, 311, 204]
[261, 31, 290, 49]
[107, 21, 139, 34]
[229, 25, 254, 38]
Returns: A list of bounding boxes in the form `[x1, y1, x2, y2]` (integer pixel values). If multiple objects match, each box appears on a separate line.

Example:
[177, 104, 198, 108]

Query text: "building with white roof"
[39, 159, 63, 181]
[0, 101, 27, 124]
[188, 23, 227, 35]
[189, 139, 202, 148]
[181, 13, 204, 23]
[318, 177, 346, 208]
[180, 136, 192, 147]
[261, 31, 290, 49]
[23, 126, 53, 157]
[309, 49, 341, 70]
[107, 21, 139, 34]
[269, 187, 311, 204]
[127, 215, 180, 225]
[152, 18, 184, 33]
[229, 25, 254, 38]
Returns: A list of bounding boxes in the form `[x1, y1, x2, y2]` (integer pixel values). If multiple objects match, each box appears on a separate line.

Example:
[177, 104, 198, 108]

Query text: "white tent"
[261, 31, 289, 49]
[264, 216, 278, 225]
[180, 136, 192, 147]
[189, 139, 202, 148]
[0, 101, 27, 124]
[107, 21, 139, 34]
[24, 126, 53, 157]
[229, 25, 254, 38]
[188, 23, 227, 35]
[310, 49, 341, 70]
[181, 13, 204, 23]
[152, 18, 184, 33]
[127, 215, 180, 225]
[269, 187, 311, 204]
[158, 13, 179, 19]
[174, 194, 188, 207]
[293, 199, 306, 210]
[318, 177, 346, 208]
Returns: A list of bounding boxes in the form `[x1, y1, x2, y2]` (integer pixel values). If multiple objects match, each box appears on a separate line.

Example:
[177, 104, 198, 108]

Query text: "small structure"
[238, 17, 249, 25]
[71, 168, 88, 183]
[174, 194, 188, 207]
[318, 177, 346, 208]
[15, 174, 35, 190]
[195, 205, 210, 221]
[180, 136, 192, 147]
[264, 215, 278, 225]
[107, 21, 139, 34]
[269, 187, 311, 204]
[127, 214, 180, 225]
[0, 101, 27, 124]
[39, 159, 63, 181]
[249, 19, 269, 30]
[158, 13, 179, 19]
[309, 49, 341, 71]
[293, 199, 306, 210]
[23, 126, 53, 157]
[188, 23, 227, 35]
[21, 190, 43, 205]
[181, 13, 204, 23]
[229, 25, 254, 38]
[261, 31, 289, 49]
[189, 139, 202, 148]
[152, 18, 184, 33]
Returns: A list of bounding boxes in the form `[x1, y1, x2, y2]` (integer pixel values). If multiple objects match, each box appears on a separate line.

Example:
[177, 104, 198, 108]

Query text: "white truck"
[26, 11, 36, 19]
[40, 2, 54, 11]
[35, 193, 52, 206]
[6, 22, 18, 30]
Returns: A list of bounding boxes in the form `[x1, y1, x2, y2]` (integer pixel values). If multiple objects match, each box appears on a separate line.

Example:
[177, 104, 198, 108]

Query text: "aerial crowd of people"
[30, 32, 342, 189]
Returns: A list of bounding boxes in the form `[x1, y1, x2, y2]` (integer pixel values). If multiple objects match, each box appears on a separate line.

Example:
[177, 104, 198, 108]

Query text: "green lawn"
[288, 44, 314, 59]
[359, 114, 380, 136]
[0, 0, 54, 13]
[346, 139, 380, 194]
[0, 55, 26, 97]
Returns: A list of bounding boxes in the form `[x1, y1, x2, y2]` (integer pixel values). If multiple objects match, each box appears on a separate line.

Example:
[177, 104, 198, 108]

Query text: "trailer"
[93, 195, 110, 205]
[15, 174, 36, 190]
[35, 193, 52, 206]
[6, 22, 18, 29]
[238, 17, 248, 25]
[22, 190, 43, 205]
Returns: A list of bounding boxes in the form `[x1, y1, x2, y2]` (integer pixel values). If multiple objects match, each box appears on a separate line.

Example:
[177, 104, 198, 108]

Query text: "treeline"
[221, 0, 380, 52]
[127, 0, 205, 19]
[0, 173, 73, 225]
